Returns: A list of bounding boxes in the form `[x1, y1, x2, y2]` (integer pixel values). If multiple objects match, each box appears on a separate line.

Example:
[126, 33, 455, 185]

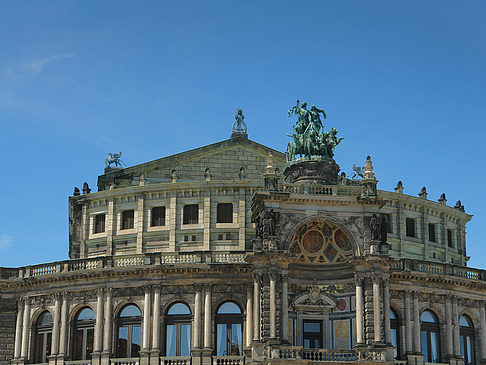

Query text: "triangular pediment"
[98, 137, 285, 190]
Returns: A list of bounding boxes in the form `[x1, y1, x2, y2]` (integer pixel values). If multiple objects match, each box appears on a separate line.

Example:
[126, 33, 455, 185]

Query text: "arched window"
[116, 304, 142, 358]
[73, 307, 95, 360]
[215, 302, 243, 356]
[165, 303, 191, 356]
[35, 311, 53, 363]
[420, 310, 440, 363]
[460, 315, 475, 365]
[390, 308, 400, 359]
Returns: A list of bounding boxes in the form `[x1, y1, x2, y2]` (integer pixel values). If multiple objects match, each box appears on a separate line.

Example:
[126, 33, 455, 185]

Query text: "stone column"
[94, 289, 104, 353]
[355, 276, 364, 344]
[59, 293, 69, 356]
[480, 302, 486, 362]
[445, 297, 453, 357]
[194, 285, 202, 349]
[152, 287, 161, 351]
[51, 294, 61, 355]
[253, 273, 261, 342]
[143, 287, 151, 350]
[14, 300, 23, 359]
[20, 298, 30, 360]
[372, 274, 382, 343]
[269, 271, 277, 339]
[103, 289, 113, 354]
[404, 292, 412, 353]
[281, 275, 289, 344]
[383, 279, 391, 344]
[245, 285, 253, 347]
[204, 285, 212, 349]
[452, 297, 460, 356]
[413, 292, 421, 353]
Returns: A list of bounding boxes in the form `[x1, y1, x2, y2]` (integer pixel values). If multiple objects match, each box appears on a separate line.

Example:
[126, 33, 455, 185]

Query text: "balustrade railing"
[65, 361, 92, 365]
[110, 358, 139, 365]
[270, 346, 357, 362]
[160, 356, 192, 365]
[212, 356, 244, 365]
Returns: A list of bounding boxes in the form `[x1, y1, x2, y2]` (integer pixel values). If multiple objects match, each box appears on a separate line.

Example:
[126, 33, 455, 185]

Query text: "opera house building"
[1, 106, 484, 365]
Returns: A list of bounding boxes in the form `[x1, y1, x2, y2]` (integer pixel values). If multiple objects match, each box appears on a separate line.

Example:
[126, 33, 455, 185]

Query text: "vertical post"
[81, 204, 88, 258]
[51, 294, 61, 355]
[194, 285, 202, 349]
[372, 274, 382, 343]
[383, 279, 391, 344]
[238, 188, 246, 250]
[452, 297, 460, 356]
[269, 272, 277, 339]
[253, 273, 261, 342]
[103, 289, 112, 354]
[413, 292, 421, 353]
[480, 302, 486, 361]
[94, 289, 104, 353]
[169, 192, 177, 252]
[204, 285, 212, 349]
[246, 285, 253, 347]
[355, 275, 364, 344]
[404, 292, 412, 353]
[152, 286, 161, 350]
[14, 300, 24, 359]
[21, 298, 30, 360]
[203, 190, 211, 251]
[281, 274, 289, 344]
[106, 199, 114, 256]
[59, 293, 69, 356]
[445, 297, 453, 357]
[143, 287, 151, 350]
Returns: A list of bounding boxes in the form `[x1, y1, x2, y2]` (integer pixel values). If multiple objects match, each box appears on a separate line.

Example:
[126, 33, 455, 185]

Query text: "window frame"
[428, 223, 436, 243]
[73, 307, 95, 360]
[35, 311, 53, 363]
[151, 206, 166, 227]
[447, 229, 454, 248]
[183, 204, 199, 225]
[390, 308, 401, 359]
[420, 310, 440, 363]
[116, 304, 142, 358]
[165, 303, 192, 357]
[121, 210, 135, 230]
[215, 302, 243, 356]
[405, 218, 416, 238]
[217, 203, 233, 224]
[459, 315, 475, 365]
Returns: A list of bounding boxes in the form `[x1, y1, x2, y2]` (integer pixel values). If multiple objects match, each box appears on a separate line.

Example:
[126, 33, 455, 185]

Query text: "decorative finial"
[438, 193, 447, 204]
[418, 186, 427, 199]
[82, 182, 91, 194]
[454, 200, 465, 212]
[73, 187, 80, 196]
[231, 108, 248, 139]
[363, 156, 375, 179]
[395, 181, 404, 194]
[263, 152, 279, 191]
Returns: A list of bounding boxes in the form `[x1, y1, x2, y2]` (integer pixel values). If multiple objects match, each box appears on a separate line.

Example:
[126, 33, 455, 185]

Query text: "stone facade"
[0, 130, 484, 365]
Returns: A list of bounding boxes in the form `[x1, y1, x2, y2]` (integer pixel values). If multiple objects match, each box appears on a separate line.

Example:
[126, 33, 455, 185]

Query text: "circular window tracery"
[288, 220, 353, 264]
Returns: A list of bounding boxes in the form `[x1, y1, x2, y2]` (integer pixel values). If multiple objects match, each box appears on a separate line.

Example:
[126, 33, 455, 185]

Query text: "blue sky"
[1, 1, 485, 268]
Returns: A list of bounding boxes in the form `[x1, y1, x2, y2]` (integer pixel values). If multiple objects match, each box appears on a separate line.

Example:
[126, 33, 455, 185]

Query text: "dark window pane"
[74, 329, 83, 360]
[86, 328, 94, 359]
[122, 210, 134, 230]
[151, 206, 166, 227]
[131, 326, 141, 357]
[448, 230, 453, 248]
[94, 214, 106, 234]
[383, 213, 392, 234]
[217, 203, 233, 223]
[117, 327, 129, 357]
[406, 218, 415, 237]
[183, 204, 198, 224]
[428, 223, 436, 242]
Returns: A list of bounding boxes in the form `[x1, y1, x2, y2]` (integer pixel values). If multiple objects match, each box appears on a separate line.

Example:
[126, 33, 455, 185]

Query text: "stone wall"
[0, 297, 16, 365]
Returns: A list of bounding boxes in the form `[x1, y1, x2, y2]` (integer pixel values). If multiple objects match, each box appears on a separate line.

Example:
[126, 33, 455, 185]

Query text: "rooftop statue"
[105, 152, 126, 168]
[232, 108, 247, 134]
[286, 100, 342, 162]
[352, 164, 365, 180]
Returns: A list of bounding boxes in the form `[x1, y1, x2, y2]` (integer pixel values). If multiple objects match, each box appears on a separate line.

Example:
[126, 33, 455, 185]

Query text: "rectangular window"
[406, 218, 416, 238]
[382, 213, 392, 234]
[448, 229, 453, 248]
[226, 233, 231, 240]
[428, 223, 436, 242]
[121, 210, 134, 230]
[151, 206, 166, 227]
[192, 235, 196, 242]
[94, 213, 105, 234]
[183, 204, 198, 224]
[218, 234, 223, 241]
[217, 203, 233, 223]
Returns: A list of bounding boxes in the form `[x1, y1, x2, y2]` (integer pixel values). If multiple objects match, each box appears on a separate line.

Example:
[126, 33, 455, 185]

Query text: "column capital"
[281, 273, 289, 282]
[246, 283, 253, 293]
[97, 287, 104, 296]
[371, 271, 381, 283]
[253, 272, 262, 282]
[105, 287, 113, 296]
[269, 270, 278, 281]
[354, 273, 364, 286]
[203, 283, 213, 291]
[193, 283, 204, 291]
[382, 278, 390, 287]
[143, 285, 152, 294]
[153, 285, 162, 294]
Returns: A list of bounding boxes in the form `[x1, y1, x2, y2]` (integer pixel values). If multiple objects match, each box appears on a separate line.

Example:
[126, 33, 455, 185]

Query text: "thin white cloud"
[0, 234, 13, 250]
[0, 53, 74, 82]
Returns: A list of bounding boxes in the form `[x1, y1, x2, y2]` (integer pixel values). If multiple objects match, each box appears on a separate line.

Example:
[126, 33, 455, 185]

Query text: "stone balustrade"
[390, 258, 486, 280]
[212, 356, 244, 365]
[280, 183, 361, 196]
[160, 356, 192, 365]
[270, 345, 357, 361]
[110, 358, 140, 365]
